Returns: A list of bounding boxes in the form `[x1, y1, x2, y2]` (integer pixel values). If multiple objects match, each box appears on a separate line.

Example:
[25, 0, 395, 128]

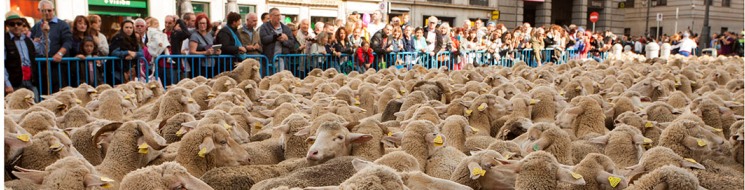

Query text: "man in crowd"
[296, 18, 315, 54]
[239, 13, 262, 55]
[163, 15, 177, 38]
[371, 24, 393, 69]
[261, 13, 270, 23]
[424, 16, 438, 52]
[314, 22, 325, 36]
[260, 8, 295, 71]
[5, 10, 38, 95]
[216, 12, 247, 56]
[134, 18, 148, 45]
[182, 12, 196, 32]
[31, 0, 72, 94]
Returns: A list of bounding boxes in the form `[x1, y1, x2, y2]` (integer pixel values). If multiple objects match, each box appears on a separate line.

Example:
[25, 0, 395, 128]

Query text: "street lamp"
[699, 0, 712, 49]
[644, 0, 657, 38]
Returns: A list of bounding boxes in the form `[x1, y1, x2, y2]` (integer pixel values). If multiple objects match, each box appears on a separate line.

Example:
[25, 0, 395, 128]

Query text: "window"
[469, 0, 488, 6]
[721, 27, 729, 35]
[192, 2, 210, 17]
[723, 0, 731, 7]
[624, 28, 631, 37]
[655, 0, 666, 6]
[428, 0, 452, 4]
[650, 27, 663, 39]
[236, 4, 256, 18]
[625, 0, 635, 8]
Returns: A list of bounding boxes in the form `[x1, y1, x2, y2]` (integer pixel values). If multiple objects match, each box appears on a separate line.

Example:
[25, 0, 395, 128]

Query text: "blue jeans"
[680, 51, 691, 57]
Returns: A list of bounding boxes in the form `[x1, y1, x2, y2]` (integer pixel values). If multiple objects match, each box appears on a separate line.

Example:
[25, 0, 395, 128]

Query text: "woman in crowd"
[109, 20, 144, 84]
[87, 15, 109, 56]
[189, 13, 221, 78]
[331, 27, 353, 72]
[71, 15, 94, 85]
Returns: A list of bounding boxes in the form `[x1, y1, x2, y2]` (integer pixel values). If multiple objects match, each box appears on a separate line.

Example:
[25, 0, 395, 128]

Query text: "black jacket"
[259, 22, 295, 60]
[215, 25, 243, 55]
[169, 19, 191, 55]
[370, 30, 391, 55]
[5, 32, 38, 87]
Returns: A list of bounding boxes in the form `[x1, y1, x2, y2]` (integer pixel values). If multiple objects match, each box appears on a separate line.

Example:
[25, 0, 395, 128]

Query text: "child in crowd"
[356, 41, 374, 73]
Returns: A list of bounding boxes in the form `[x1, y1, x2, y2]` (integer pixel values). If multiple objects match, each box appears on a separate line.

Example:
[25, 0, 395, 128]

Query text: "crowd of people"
[5, 0, 745, 97]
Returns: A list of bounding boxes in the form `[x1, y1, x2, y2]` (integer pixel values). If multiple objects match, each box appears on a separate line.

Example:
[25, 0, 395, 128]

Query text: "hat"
[5, 10, 23, 21]
[352, 11, 359, 15]
[428, 16, 438, 23]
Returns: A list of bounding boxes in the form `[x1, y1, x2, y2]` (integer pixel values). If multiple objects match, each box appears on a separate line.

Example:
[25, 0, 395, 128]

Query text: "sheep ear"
[588, 135, 610, 145]
[349, 133, 373, 144]
[623, 163, 646, 180]
[181, 121, 198, 129]
[434, 106, 448, 115]
[565, 106, 584, 115]
[40, 95, 52, 100]
[680, 158, 706, 170]
[467, 162, 484, 180]
[84, 174, 113, 187]
[198, 137, 215, 157]
[556, 167, 586, 185]
[682, 136, 709, 151]
[351, 158, 375, 171]
[273, 124, 289, 134]
[294, 127, 311, 136]
[382, 133, 403, 147]
[12, 167, 48, 185]
[5, 133, 33, 150]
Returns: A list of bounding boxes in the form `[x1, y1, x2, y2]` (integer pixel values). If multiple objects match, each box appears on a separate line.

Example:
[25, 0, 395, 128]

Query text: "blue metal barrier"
[34, 56, 148, 98]
[153, 54, 269, 88]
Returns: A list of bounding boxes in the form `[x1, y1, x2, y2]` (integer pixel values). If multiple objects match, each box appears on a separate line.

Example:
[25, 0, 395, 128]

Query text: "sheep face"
[120, 162, 213, 190]
[19, 111, 59, 136]
[13, 157, 114, 189]
[304, 122, 372, 165]
[194, 124, 250, 166]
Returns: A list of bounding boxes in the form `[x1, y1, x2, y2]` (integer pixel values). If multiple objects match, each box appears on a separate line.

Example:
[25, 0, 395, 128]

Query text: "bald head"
[245, 13, 258, 29]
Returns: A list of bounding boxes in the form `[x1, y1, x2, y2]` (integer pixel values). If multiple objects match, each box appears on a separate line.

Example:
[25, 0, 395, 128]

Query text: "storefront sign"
[89, 0, 147, 9]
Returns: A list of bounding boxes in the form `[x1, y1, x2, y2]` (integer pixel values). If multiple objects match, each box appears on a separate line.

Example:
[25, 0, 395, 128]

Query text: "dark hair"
[269, 8, 280, 14]
[335, 26, 347, 43]
[261, 12, 269, 20]
[80, 38, 99, 56]
[361, 40, 370, 47]
[112, 20, 139, 51]
[72, 15, 92, 40]
[227, 12, 241, 26]
[195, 13, 211, 31]
[182, 12, 195, 21]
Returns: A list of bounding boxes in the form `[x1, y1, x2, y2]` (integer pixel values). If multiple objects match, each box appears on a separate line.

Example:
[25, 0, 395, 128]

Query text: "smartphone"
[212, 44, 222, 51]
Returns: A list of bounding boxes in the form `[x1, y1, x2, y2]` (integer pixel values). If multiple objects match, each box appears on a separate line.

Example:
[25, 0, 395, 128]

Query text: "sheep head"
[496, 151, 586, 186]
[187, 124, 250, 166]
[13, 157, 115, 189]
[301, 121, 371, 166]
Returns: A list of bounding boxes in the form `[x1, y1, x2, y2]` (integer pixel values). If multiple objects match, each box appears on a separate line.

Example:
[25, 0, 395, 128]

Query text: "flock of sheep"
[3, 52, 744, 190]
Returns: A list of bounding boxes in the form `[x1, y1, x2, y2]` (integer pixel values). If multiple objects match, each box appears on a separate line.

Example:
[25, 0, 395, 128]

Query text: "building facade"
[621, 0, 744, 38]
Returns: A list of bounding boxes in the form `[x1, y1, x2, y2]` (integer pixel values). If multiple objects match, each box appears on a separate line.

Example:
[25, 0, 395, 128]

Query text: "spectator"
[296, 19, 314, 54]
[675, 32, 697, 57]
[391, 16, 402, 28]
[344, 14, 357, 35]
[324, 24, 337, 39]
[286, 22, 302, 54]
[531, 28, 545, 66]
[182, 12, 196, 32]
[356, 40, 374, 73]
[413, 27, 428, 54]
[70, 15, 95, 84]
[190, 13, 222, 77]
[216, 12, 247, 57]
[239, 13, 262, 55]
[31, 0, 73, 94]
[402, 25, 415, 52]
[134, 19, 148, 47]
[718, 31, 735, 56]
[348, 26, 364, 49]
[5, 10, 38, 95]
[314, 22, 325, 36]
[331, 27, 353, 72]
[109, 20, 143, 84]
[334, 19, 344, 32]
[310, 32, 328, 68]
[260, 12, 270, 24]
[146, 17, 171, 63]
[163, 15, 177, 38]
[78, 38, 103, 85]
[432, 23, 454, 57]
[87, 15, 109, 56]
[425, 16, 438, 52]
[368, 11, 385, 35]
[371, 24, 393, 68]
[259, 8, 295, 71]
[390, 27, 403, 53]
[401, 13, 410, 27]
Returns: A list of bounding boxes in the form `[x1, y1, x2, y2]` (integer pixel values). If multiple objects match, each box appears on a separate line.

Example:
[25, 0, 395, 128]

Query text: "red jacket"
[356, 47, 374, 66]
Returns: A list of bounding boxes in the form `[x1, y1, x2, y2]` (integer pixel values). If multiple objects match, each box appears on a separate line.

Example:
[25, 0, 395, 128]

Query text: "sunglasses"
[7, 21, 23, 27]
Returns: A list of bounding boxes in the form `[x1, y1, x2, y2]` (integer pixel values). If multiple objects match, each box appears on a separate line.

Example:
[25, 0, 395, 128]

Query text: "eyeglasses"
[40, 9, 53, 13]
[136, 25, 145, 28]
[7, 21, 23, 27]
[199, 22, 208, 24]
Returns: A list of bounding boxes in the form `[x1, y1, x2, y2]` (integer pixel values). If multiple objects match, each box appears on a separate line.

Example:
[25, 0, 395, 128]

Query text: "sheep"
[349, 119, 389, 161]
[464, 136, 497, 153]
[426, 145, 468, 179]
[400, 171, 475, 190]
[624, 146, 707, 182]
[657, 119, 725, 162]
[175, 123, 250, 177]
[373, 150, 421, 173]
[568, 153, 629, 190]
[191, 109, 250, 144]
[468, 94, 508, 136]
[33, 98, 68, 117]
[557, 96, 608, 139]
[154, 87, 199, 121]
[625, 165, 704, 190]
[313, 158, 407, 190]
[56, 106, 95, 130]
[587, 125, 648, 168]
[249, 156, 361, 190]
[628, 77, 666, 101]
[68, 120, 118, 166]
[200, 158, 307, 189]
[382, 120, 442, 172]
[18, 111, 58, 136]
[5, 88, 36, 109]
[270, 113, 313, 159]
[86, 89, 136, 121]
[298, 121, 373, 165]
[441, 115, 475, 153]
[530, 86, 563, 123]
[4, 116, 33, 175]
[15, 131, 81, 171]
[211, 76, 238, 93]
[400, 91, 429, 113]
[730, 121, 744, 164]
[190, 85, 213, 111]
[449, 149, 509, 190]
[497, 151, 586, 189]
[495, 117, 532, 141]
[377, 88, 401, 115]
[241, 138, 286, 165]
[214, 58, 262, 84]
[7, 157, 114, 190]
[93, 121, 168, 182]
[486, 140, 523, 160]
[411, 80, 450, 103]
[522, 122, 574, 165]
[381, 99, 403, 122]
[157, 113, 196, 143]
[41, 90, 81, 111]
[120, 161, 213, 190]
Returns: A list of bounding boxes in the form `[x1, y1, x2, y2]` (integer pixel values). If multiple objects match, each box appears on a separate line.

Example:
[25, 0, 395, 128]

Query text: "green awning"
[88, 0, 147, 9]
[89, 10, 142, 17]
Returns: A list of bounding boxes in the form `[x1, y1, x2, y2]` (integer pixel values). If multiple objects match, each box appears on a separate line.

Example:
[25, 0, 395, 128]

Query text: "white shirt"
[677, 38, 697, 53]
[367, 22, 384, 37]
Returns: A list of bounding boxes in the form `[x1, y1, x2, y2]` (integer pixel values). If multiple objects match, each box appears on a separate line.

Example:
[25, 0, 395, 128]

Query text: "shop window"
[193, 2, 210, 17]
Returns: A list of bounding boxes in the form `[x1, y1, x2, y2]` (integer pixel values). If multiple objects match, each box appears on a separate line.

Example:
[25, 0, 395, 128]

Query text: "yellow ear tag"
[608, 176, 622, 188]
[645, 121, 653, 128]
[253, 122, 263, 129]
[76, 99, 82, 104]
[643, 138, 653, 144]
[223, 123, 232, 130]
[149, 84, 156, 88]
[387, 132, 393, 137]
[100, 177, 115, 182]
[354, 100, 361, 106]
[16, 134, 30, 142]
[138, 143, 149, 154]
[503, 152, 514, 160]
[396, 94, 402, 99]
[400, 88, 406, 94]
[433, 135, 444, 146]
[470, 127, 480, 133]
[571, 172, 583, 179]
[472, 167, 486, 176]
[176, 128, 185, 137]
[124, 94, 131, 100]
[101, 183, 113, 188]
[684, 158, 698, 164]
[465, 109, 473, 116]
[713, 128, 723, 132]
[477, 103, 487, 111]
[207, 94, 216, 99]
[530, 99, 538, 105]
[696, 139, 707, 147]
[188, 98, 195, 103]
[575, 86, 581, 90]
[198, 147, 208, 157]
[559, 90, 565, 96]
[49, 143, 62, 151]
